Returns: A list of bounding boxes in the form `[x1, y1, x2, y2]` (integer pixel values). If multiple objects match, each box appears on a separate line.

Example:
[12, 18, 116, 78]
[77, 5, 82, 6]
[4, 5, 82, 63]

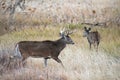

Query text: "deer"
[13, 28, 75, 68]
[83, 27, 100, 51]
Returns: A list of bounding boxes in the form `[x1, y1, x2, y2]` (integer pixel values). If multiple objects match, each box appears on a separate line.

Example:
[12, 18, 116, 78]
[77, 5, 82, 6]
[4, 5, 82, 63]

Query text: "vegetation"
[0, 0, 120, 80]
[0, 25, 120, 56]
[0, 26, 120, 80]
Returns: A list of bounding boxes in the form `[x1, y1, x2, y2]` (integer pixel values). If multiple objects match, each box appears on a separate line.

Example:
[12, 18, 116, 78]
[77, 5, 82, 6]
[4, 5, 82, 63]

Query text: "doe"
[83, 27, 100, 51]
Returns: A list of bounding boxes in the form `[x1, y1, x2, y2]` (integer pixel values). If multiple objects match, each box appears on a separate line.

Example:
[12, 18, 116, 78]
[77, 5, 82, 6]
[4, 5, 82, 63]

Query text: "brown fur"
[15, 35, 74, 67]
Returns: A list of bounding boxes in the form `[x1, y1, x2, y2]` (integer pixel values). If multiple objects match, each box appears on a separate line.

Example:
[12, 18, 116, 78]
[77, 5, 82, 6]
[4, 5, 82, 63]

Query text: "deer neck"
[55, 38, 66, 51]
[86, 32, 90, 38]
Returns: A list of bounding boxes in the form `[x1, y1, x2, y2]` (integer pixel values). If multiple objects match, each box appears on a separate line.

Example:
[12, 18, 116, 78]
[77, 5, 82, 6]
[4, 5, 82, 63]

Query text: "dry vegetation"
[0, 0, 120, 34]
[0, 27, 120, 80]
[0, 0, 120, 80]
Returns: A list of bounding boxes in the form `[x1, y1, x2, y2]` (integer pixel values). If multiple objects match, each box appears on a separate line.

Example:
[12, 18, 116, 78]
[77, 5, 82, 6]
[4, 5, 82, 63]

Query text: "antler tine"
[61, 27, 71, 35]
[60, 27, 66, 36]
[63, 29, 69, 35]
[60, 27, 76, 36]
[67, 29, 77, 35]
[67, 30, 72, 35]
[60, 27, 62, 34]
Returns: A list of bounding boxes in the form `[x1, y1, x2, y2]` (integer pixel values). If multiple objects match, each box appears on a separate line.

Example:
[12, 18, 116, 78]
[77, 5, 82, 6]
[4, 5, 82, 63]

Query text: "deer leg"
[44, 57, 51, 67]
[53, 57, 64, 68]
[93, 43, 96, 50]
[96, 42, 99, 52]
[89, 43, 91, 50]
[21, 56, 28, 67]
[44, 58, 48, 67]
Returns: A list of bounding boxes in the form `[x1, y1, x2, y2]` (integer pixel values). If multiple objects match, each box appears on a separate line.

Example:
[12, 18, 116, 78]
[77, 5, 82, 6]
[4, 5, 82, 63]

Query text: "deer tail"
[14, 44, 22, 59]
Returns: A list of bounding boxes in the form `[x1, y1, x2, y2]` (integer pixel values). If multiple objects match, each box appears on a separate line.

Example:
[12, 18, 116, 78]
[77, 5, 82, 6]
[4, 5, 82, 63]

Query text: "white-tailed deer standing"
[83, 27, 100, 51]
[14, 28, 74, 67]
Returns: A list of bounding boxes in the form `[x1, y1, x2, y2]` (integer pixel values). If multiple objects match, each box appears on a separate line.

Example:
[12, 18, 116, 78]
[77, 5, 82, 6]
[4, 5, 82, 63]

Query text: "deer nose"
[72, 42, 75, 44]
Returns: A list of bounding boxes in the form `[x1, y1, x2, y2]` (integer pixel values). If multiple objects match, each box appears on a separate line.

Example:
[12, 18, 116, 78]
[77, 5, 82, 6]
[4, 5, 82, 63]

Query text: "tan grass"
[0, 47, 119, 80]
[0, 26, 120, 80]
[0, 1, 120, 79]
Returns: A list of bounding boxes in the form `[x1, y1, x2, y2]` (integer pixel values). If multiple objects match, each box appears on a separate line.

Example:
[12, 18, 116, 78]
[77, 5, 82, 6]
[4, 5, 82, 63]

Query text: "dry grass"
[0, 0, 120, 28]
[0, 47, 119, 80]
[0, 0, 120, 80]
[0, 27, 120, 80]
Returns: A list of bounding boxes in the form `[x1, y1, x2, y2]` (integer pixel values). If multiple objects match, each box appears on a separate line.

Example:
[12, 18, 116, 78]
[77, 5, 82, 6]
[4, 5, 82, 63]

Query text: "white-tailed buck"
[83, 27, 100, 51]
[14, 28, 74, 67]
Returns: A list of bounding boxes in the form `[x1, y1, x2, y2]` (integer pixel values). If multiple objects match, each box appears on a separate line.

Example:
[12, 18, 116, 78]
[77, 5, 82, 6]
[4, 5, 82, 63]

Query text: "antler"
[60, 27, 76, 36]
[60, 27, 66, 36]
[65, 30, 74, 35]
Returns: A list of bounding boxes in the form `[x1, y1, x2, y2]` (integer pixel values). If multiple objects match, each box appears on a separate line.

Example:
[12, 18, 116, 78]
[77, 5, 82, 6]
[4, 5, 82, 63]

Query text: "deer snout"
[83, 33, 86, 37]
[83, 32, 87, 37]
[70, 41, 75, 44]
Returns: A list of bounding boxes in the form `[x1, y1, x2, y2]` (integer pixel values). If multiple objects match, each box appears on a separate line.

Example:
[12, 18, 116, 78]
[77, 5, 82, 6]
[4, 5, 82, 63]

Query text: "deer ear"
[84, 27, 87, 30]
[88, 28, 91, 31]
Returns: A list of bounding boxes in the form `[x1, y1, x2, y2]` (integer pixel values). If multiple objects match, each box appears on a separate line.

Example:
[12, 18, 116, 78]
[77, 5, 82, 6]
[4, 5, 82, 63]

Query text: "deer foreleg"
[44, 57, 51, 67]
[53, 57, 64, 68]
[44, 58, 48, 67]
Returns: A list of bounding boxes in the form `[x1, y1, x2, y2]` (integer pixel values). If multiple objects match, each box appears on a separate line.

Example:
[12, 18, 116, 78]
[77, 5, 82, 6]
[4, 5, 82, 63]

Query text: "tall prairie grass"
[0, 26, 120, 80]
[0, 0, 120, 80]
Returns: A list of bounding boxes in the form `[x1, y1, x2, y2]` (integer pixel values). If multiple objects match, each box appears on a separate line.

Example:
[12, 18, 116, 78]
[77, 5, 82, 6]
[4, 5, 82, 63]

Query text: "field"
[0, 26, 120, 80]
[0, 0, 120, 80]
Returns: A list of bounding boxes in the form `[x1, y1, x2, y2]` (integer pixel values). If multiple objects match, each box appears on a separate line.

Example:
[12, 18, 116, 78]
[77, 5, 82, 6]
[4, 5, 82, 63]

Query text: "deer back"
[87, 31, 100, 44]
[83, 27, 100, 44]
[17, 41, 61, 58]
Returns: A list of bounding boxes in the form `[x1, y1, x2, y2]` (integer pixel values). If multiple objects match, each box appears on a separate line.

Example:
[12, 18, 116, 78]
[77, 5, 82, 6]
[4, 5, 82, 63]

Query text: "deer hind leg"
[22, 58, 27, 67]
[89, 43, 92, 50]
[21, 55, 28, 67]
[93, 43, 96, 50]
[53, 57, 64, 68]
[96, 42, 99, 52]
[44, 58, 47, 67]
[44, 57, 51, 67]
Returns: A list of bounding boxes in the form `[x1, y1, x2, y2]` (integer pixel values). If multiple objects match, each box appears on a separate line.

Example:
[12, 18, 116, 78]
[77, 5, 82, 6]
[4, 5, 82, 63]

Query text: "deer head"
[60, 27, 74, 44]
[83, 27, 91, 37]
